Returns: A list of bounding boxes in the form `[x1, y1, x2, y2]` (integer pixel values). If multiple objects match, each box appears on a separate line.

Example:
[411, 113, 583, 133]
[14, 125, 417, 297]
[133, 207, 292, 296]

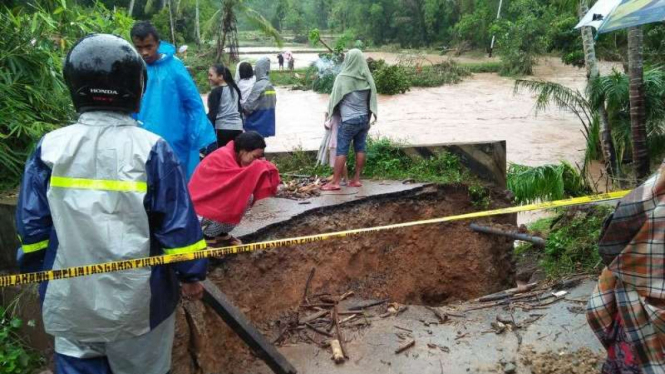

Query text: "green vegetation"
[0, 1, 133, 188]
[516, 205, 613, 278]
[274, 136, 472, 186]
[460, 61, 502, 74]
[515, 66, 665, 184]
[490, 0, 549, 75]
[0, 295, 43, 374]
[267, 57, 473, 96]
[373, 64, 411, 95]
[507, 162, 591, 204]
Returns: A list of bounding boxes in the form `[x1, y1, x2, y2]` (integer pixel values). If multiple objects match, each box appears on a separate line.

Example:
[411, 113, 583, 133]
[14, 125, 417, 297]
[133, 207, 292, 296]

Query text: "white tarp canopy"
[575, 0, 622, 29]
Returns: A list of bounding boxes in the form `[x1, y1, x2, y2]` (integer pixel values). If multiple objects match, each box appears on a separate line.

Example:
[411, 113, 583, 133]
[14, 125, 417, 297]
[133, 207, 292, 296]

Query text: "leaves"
[0, 307, 42, 373]
[0, 2, 133, 187]
[507, 162, 591, 204]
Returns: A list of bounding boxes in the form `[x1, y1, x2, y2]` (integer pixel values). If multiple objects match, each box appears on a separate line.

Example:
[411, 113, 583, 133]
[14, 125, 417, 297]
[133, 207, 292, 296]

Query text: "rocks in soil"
[520, 346, 603, 374]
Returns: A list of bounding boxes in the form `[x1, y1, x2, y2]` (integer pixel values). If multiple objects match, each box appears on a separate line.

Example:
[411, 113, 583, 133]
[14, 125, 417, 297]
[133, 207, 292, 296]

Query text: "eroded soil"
[171, 185, 518, 374]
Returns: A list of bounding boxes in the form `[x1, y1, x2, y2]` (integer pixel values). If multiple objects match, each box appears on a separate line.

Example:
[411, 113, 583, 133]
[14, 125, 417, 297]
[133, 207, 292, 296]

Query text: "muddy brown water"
[172, 185, 516, 373]
[204, 56, 619, 167]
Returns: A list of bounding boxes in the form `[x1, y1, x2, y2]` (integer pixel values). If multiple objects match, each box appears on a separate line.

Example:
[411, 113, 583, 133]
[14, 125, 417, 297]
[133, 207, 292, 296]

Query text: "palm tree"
[628, 26, 649, 181]
[514, 80, 597, 163]
[204, 0, 282, 62]
[578, 0, 618, 177]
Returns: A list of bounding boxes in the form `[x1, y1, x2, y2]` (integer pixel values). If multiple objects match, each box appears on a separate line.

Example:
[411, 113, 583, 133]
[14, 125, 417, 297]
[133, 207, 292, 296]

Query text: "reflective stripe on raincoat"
[16, 111, 207, 343]
[243, 57, 276, 137]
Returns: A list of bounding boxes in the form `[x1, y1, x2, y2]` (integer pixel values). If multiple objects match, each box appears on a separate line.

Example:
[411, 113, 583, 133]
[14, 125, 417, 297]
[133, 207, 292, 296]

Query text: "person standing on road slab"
[15, 34, 208, 374]
[131, 21, 216, 181]
[321, 49, 378, 191]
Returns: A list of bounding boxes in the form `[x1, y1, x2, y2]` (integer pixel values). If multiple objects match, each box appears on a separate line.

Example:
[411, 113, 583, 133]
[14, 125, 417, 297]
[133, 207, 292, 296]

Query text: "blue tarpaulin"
[136, 42, 216, 181]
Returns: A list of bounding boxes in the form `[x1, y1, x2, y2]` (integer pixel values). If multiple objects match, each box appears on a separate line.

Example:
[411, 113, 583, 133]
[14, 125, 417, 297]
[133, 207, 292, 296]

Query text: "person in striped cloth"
[587, 166, 665, 374]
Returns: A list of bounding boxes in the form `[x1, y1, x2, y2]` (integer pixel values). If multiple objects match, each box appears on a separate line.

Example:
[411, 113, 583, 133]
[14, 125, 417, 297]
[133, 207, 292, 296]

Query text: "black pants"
[217, 129, 243, 147]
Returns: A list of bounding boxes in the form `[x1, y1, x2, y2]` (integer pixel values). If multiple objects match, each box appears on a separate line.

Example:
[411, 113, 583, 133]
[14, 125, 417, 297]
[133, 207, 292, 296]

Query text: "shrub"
[0, 3, 133, 189]
[517, 206, 613, 278]
[0, 301, 42, 374]
[507, 162, 591, 204]
[407, 61, 470, 87]
[374, 64, 410, 95]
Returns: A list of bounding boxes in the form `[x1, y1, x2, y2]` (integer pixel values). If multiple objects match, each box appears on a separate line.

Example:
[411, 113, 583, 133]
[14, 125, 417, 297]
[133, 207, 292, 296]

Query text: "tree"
[628, 26, 649, 181]
[491, 0, 549, 75]
[195, 0, 201, 45]
[578, 0, 617, 177]
[167, 0, 177, 47]
[203, 0, 281, 62]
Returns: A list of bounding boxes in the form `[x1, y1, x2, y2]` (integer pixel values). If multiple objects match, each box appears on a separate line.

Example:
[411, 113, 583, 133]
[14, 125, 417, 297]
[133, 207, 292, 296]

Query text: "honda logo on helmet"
[90, 88, 119, 95]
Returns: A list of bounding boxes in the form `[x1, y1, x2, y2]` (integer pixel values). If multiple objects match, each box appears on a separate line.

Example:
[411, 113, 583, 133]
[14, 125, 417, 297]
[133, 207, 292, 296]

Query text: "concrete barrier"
[0, 203, 18, 271]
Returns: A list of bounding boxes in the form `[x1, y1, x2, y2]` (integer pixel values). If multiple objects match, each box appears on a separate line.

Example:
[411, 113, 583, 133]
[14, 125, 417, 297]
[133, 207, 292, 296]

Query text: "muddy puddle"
[172, 185, 517, 373]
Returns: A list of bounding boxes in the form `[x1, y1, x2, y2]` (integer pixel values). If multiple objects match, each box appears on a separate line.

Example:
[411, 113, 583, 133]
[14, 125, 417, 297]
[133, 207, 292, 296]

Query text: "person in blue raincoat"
[242, 57, 276, 138]
[131, 21, 216, 180]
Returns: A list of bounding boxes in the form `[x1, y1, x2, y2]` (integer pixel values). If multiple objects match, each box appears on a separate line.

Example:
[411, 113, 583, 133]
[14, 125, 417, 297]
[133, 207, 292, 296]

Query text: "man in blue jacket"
[16, 34, 207, 374]
[131, 21, 216, 180]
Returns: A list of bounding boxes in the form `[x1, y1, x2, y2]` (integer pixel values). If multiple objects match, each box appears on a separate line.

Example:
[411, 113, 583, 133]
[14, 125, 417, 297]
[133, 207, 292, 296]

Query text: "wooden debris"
[425, 306, 449, 324]
[395, 339, 416, 354]
[394, 325, 413, 333]
[333, 305, 349, 359]
[277, 176, 324, 200]
[339, 314, 358, 325]
[330, 339, 345, 364]
[306, 323, 334, 338]
[381, 303, 408, 318]
[299, 310, 329, 325]
[478, 282, 539, 303]
[348, 299, 389, 311]
[302, 267, 316, 304]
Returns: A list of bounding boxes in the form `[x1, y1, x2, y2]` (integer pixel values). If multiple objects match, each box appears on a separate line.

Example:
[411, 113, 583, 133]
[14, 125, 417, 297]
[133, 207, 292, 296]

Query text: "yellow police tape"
[0, 190, 631, 288]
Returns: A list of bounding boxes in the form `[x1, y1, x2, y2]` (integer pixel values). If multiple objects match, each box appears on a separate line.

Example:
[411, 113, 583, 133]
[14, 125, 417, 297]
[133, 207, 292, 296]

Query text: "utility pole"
[488, 0, 504, 57]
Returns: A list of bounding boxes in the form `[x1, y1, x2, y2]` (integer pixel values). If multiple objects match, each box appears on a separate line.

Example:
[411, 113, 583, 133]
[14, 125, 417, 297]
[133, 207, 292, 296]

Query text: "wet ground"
[254, 279, 603, 374]
[207, 54, 619, 167]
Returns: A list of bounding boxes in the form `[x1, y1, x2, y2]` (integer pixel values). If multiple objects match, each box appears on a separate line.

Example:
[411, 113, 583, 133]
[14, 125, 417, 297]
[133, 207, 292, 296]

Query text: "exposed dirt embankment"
[172, 184, 517, 374]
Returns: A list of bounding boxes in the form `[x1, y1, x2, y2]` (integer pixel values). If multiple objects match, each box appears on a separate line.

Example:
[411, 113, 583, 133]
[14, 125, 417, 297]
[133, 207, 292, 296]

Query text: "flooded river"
[209, 52, 617, 166]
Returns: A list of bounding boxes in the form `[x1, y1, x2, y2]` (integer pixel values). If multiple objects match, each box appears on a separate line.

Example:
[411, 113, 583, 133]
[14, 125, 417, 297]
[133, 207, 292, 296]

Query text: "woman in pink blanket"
[188, 131, 281, 246]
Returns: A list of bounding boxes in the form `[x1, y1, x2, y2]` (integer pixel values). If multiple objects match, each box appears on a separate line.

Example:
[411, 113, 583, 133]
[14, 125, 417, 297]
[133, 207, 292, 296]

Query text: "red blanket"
[188, 141, 280, 225]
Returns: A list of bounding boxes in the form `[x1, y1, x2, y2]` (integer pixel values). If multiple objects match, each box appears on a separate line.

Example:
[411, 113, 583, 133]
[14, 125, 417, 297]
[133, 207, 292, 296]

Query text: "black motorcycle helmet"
[63, 34, 147, 113]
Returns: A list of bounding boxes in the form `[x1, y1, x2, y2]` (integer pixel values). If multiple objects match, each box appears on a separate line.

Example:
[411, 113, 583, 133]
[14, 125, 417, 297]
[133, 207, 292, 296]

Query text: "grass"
[270, 68, 312, 87]
[274, 136, 475, 186]
[460, 61, 502, 73]
[515, 205, 614, 278]
[270, 146, 332, 179]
